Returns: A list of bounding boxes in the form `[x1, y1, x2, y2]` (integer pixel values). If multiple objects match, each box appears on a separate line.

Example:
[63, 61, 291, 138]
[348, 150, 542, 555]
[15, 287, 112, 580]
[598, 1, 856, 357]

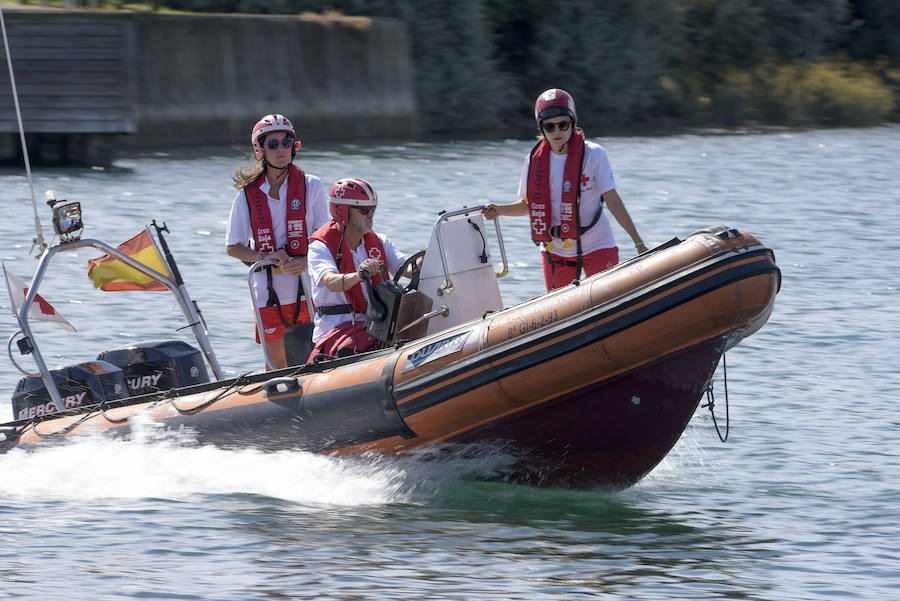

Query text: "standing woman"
[226, 114, 329, 368]
[483, 88, 647, 291]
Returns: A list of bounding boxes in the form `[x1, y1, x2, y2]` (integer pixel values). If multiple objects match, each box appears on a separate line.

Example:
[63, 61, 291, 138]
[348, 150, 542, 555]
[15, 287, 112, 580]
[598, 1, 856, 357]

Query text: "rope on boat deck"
[20, 369, 299, 440]
[98, 401, 135, 424]
[1, 423, 30, 444]
[702, 352, 730, 442]
[167, 368, 287, 414]
[30, 408, 99, 439]
[29, 395, 158, 438]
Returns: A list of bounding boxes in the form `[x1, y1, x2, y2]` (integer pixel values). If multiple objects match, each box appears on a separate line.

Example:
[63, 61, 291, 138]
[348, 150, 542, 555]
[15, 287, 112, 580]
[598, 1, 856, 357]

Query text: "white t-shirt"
[517, 139, 617, 257]
[307, 233, 405, 343]
[225, 173, 329, 306]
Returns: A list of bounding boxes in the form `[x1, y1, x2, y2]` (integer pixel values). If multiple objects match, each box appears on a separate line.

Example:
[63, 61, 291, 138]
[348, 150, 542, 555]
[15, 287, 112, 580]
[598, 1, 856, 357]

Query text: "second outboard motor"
[97, 340, 209, 396]
[11, 361, 129, 421]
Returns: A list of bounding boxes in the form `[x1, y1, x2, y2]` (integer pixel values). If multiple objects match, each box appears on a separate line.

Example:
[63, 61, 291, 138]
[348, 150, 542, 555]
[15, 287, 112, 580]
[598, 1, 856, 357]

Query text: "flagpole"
[148, 222, 224, 380]
[2, 262, 16, 318]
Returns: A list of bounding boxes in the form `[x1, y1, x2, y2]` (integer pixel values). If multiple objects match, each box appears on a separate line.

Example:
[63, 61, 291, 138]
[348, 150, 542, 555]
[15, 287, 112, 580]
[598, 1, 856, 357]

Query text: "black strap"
[292, 272, 304, 324]
[578, 200, 604, 235]
[544, 252, 579, 267]
[335, 225, 347, 268]
[316, 304, 353, 317]
[264, 260, 306, 328]
[467, 218, 489, 263]
[575, 237, 583, 281]
[545, 250, 577, 284]
[264, 266, 279, 307]
[573, 147, 587, 281]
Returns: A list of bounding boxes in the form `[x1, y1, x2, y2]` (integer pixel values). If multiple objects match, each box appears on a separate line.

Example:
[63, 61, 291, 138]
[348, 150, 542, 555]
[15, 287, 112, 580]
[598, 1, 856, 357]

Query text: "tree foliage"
[153, 0, 898, 129]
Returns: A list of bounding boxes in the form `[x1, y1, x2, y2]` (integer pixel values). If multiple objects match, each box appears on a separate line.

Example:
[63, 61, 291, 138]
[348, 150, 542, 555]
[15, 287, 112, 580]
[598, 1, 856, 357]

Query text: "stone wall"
[131, 12, 417, 146]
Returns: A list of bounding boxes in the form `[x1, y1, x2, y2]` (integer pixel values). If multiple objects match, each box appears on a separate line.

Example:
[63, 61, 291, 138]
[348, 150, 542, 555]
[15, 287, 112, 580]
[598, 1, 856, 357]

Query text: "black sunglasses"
[264, 137, 295, 150]
[352, 206, 376, 215]
[542, 119, 572, 133]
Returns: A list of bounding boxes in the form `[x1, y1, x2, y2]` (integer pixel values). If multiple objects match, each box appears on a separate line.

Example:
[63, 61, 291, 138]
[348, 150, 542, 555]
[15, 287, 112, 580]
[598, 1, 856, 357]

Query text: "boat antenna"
[0, 7, 46, 258]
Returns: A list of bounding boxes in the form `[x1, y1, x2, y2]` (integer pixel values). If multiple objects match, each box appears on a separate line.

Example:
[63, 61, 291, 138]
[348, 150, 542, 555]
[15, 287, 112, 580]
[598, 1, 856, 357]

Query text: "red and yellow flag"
[87, 229, 170, 291]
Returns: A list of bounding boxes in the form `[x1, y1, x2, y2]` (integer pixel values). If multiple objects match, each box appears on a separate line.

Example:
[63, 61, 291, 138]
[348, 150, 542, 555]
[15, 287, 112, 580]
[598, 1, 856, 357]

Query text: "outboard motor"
[97, 340, 209, 396]
[11, 361, 129, 421]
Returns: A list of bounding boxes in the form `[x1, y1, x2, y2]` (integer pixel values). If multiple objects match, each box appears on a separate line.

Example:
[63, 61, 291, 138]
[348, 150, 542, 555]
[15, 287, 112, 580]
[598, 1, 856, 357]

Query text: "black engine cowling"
[97, 339, 209, 396]
[11, 361, 129, 421]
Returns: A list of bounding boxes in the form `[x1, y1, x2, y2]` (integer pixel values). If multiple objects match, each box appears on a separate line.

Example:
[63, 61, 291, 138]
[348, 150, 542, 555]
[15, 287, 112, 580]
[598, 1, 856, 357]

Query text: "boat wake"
[0, 415, 523, 507]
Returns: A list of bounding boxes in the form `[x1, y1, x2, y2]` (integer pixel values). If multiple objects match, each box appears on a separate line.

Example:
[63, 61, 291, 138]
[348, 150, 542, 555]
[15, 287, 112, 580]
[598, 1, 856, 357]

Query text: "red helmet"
[251, 114, 297, 160]
[328, 177, 378, 226]
[534, 88, 577, 126]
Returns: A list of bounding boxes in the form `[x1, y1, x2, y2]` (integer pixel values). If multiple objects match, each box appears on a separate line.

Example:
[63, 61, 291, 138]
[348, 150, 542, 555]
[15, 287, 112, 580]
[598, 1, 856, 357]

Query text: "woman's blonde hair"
[232, 160, 264, 190]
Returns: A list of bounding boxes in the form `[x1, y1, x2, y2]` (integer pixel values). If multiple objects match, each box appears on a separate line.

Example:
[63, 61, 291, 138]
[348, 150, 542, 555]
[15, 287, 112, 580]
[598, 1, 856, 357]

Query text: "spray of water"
[0, 414, 531, 508]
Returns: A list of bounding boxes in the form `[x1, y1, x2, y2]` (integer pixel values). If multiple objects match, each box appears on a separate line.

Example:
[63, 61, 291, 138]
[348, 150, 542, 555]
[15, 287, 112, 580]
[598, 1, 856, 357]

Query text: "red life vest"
[527, 129, 585, 242]
[245, 164, 308, 256]
[309, 221, 389, 314]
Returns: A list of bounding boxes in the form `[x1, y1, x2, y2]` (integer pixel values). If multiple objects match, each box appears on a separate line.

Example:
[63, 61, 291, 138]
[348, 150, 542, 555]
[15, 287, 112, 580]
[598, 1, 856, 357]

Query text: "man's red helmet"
[534, 89, 577, 126]
[251, 114, 298, 160]
[328, 177, 378, 226]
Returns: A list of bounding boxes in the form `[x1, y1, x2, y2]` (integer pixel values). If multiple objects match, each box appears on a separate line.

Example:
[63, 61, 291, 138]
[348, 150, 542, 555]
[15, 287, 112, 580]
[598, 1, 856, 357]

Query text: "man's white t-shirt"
[225, 174, 329, 306]
[517, 139, 618, 257]
[307, 233, 405, 343]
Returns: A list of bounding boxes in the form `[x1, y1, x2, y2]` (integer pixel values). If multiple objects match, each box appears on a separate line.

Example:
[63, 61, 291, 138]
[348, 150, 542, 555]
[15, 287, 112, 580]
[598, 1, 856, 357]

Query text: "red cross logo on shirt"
[581, 173, 590, 187]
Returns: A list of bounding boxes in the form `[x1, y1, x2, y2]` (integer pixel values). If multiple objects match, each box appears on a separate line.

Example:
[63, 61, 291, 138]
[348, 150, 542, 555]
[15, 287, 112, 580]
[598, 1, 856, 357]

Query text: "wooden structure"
[0, 9, 416, 164]
[0, 11, 136, 163]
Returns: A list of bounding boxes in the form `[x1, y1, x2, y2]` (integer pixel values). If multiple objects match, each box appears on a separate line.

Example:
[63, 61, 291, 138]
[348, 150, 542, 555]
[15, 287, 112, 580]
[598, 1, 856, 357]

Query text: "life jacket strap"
[265, 263, 305, 327]
[315, 304, 354, 317]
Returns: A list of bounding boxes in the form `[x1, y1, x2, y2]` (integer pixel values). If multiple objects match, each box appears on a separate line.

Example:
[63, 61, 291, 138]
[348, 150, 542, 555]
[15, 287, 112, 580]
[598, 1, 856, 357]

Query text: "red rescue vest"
[309, 221, 389, 315]
[527, 129, 585, 242]
[245, 164, 308, 256]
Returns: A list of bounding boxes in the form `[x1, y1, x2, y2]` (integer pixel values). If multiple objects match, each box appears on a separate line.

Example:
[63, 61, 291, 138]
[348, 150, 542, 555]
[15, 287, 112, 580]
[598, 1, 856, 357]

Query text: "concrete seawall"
[1, 9, 417, 162]
[132, 12, 417, 145]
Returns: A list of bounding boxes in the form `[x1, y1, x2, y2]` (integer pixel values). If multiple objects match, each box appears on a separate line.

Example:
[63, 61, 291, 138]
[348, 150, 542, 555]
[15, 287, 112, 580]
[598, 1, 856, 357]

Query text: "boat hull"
[1, 228, 780, 489]
[449, 337, 724, 487]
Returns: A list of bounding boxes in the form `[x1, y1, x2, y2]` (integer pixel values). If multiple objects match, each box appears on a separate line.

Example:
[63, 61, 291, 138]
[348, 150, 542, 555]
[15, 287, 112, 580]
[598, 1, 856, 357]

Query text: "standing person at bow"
[226, 113, 329, 369]
[483, 88, 647, 291]
[306, 177, 408, 362]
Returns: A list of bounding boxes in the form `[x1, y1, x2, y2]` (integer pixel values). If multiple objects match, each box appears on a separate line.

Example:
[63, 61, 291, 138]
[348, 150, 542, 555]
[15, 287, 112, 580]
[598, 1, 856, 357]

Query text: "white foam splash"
[0, 430, 413, 507]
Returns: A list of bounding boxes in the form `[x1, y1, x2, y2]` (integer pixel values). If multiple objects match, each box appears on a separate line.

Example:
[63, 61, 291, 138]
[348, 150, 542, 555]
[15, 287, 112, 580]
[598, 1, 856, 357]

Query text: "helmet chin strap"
[263, 158, 292, 180]
[335, 224, 348, 267]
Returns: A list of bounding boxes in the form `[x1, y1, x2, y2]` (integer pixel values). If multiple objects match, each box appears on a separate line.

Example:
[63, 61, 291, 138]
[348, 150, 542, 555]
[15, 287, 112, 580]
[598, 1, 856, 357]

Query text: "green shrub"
[713, 60, 895, 126]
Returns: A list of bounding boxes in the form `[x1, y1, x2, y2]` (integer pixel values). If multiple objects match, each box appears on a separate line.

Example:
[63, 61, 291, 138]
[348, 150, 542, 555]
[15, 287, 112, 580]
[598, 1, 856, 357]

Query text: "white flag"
[3, 262, 76, 333]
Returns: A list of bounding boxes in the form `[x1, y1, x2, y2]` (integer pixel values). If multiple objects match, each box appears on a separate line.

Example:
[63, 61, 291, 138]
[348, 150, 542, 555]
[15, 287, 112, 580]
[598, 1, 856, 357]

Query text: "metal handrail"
[14, 238, 223, 413]
[393, 305, 449, 337]
[247, 259, 315, 371]
[431, 206, 509, 296]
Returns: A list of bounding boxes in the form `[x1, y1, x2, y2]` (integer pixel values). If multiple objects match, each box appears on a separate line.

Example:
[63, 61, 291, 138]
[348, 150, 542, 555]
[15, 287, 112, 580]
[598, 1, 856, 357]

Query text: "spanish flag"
[87, 229, 170, 291]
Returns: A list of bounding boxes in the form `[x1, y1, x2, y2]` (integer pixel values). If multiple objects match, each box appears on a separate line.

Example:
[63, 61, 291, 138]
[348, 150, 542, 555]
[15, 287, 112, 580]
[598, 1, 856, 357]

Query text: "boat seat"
[283, 322, 315, 367]
[392, 290, 434, 344]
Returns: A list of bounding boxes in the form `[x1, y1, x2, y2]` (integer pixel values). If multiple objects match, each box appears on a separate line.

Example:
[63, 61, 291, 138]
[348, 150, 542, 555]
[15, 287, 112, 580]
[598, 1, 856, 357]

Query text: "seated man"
[306, 177, 406, 362]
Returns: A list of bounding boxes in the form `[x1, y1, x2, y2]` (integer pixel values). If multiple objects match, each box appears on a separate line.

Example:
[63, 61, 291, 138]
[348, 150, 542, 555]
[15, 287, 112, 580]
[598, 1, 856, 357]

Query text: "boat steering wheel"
[393, 249, 426, 293]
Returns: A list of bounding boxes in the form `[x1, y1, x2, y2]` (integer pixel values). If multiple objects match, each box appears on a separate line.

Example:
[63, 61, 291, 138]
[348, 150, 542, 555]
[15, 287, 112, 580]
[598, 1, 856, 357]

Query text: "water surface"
[1, 127, 898, 600]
